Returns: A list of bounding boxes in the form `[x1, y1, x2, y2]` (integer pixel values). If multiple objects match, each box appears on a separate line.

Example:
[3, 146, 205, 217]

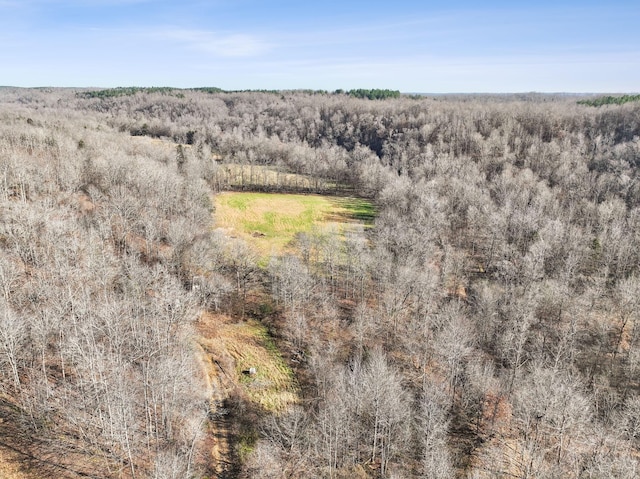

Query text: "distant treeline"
[78, 86, 402, 100]
[342, 88, 402, 100]
[578, 94, 640, 107]
[78, 86, 179, 99]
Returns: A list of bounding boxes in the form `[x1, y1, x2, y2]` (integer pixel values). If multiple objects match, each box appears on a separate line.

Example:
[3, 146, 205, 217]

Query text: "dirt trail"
[197, 313, 240, 479]
[208, 360, 235, 478]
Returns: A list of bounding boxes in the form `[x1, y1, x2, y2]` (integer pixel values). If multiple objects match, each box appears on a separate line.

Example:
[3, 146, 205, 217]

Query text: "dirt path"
[208, 360, 235, 478]
[196, 313, 240, 479]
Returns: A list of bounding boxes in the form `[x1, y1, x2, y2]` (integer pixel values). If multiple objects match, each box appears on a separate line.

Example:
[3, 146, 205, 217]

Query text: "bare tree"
[0, 300, 25, 389]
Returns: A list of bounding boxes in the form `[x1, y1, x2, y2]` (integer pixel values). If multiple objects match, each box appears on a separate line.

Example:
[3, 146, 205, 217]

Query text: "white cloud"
[159, 29, 271, 57]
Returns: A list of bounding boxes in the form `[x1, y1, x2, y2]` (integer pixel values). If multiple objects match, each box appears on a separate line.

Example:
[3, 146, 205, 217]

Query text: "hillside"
[1, 88, 640, 478]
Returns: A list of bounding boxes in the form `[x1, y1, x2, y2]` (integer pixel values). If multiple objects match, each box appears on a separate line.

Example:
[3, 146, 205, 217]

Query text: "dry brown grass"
[0, 448, 29, 479]
[197, 312, 299, 414]
[194, 311, 300, 476]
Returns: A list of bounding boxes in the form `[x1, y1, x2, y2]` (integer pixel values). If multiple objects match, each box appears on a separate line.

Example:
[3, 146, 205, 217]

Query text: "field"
[198, 312, 299, 414]
[196, 311, 300, 468]
[214, 192, 375, 259]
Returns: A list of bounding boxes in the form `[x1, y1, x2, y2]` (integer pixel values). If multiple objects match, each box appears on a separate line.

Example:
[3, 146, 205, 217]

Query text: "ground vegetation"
[0, 87, 640, 478]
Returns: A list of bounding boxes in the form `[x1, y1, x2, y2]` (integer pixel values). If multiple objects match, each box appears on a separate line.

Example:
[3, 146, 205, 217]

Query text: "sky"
[0, 0, 639, 92]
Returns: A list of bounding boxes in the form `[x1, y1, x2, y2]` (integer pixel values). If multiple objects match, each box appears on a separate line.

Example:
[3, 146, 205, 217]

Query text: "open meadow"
[214, 192, 374, 259]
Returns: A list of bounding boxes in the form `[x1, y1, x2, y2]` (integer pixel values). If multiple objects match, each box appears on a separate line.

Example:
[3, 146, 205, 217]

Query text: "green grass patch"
[222, 319, 299, 413]
[214, 192, 375, 260]
[237, 430, 259, 462]
[330, 197, 376, 223]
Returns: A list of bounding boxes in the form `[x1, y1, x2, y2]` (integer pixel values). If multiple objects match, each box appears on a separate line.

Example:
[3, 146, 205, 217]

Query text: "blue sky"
[1, 0, 638, 92]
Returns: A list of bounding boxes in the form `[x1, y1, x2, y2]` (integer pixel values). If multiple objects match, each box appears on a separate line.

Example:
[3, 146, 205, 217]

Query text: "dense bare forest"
[1, 87, 640, 478]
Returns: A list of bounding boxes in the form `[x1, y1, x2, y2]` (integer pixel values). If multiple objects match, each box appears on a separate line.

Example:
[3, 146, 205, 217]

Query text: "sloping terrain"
[2, 88, 640, 478]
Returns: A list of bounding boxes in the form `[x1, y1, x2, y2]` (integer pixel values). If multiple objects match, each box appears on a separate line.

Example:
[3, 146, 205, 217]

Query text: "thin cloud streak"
[158, 28, 271, 57]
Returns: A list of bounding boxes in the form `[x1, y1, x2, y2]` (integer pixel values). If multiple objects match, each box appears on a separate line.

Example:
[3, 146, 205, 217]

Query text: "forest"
[1, 87, 640, 479]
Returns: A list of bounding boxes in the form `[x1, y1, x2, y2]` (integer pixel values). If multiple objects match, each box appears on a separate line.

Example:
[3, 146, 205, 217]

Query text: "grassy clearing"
[198, 313, 298, 414]
[214, 192, 374, 258]
[227, 321, 299, 413]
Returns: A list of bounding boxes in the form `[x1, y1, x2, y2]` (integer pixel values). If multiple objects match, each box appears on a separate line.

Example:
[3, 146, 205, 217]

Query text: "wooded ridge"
[1, 87, 640, 478]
